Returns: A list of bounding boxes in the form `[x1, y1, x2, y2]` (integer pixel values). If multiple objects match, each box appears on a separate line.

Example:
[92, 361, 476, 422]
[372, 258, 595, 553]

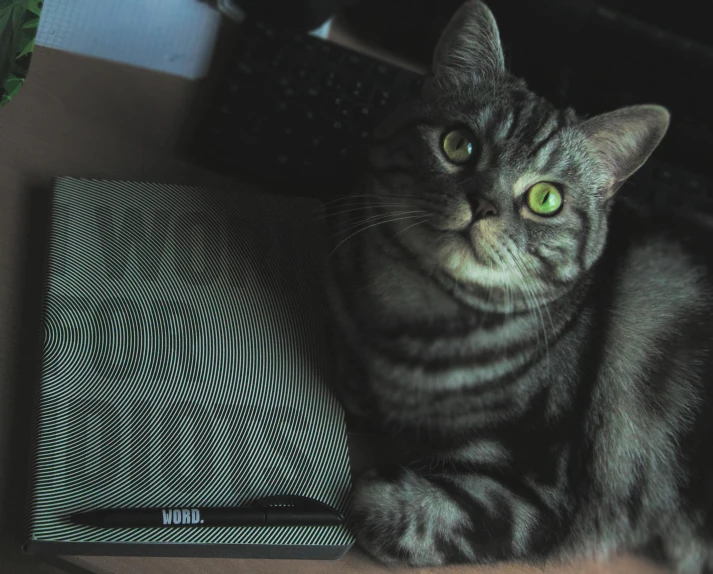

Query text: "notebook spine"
[23, 180, 63, 550]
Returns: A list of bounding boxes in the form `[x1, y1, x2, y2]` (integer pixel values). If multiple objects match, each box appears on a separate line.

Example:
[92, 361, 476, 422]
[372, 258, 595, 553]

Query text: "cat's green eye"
[442, 128, 475, 164]
[526, 182, 563, 216]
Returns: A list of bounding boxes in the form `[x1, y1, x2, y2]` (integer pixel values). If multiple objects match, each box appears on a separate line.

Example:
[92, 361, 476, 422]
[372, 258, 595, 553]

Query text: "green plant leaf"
[27, 0, 43, 17]
[12, 51, 31, 76]
[12, 26, 33, 56]
[11, 2, 24, 30]
[1, 0, 40, 93]
[18, 36, 33, 58]
[0, 0, 42, 15]
[0, 11, 15, 83]
[2, 74, 23, 99]
[0, 8, 11, 34]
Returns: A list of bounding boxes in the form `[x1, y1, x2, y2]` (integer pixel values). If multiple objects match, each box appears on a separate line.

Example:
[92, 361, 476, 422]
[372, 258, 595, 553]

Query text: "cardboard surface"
[0, 45, 668, 573]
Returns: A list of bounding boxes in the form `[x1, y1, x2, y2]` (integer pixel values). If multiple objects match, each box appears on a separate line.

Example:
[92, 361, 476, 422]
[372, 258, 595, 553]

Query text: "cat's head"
[368, 0, 669, 311]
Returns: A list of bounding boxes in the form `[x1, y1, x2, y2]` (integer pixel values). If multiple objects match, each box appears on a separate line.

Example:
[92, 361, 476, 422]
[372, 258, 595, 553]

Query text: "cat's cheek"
[396, 224, 459, 274]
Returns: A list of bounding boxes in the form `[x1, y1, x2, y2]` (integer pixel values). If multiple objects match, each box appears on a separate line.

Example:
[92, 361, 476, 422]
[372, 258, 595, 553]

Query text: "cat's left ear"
[580, 104, 670, 197]
[432, 1, 505, 81]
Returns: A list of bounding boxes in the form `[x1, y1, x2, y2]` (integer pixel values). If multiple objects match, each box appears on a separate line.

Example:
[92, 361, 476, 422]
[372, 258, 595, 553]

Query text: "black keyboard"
[187, 19, 422, 192]
[186, 17, 713, 215]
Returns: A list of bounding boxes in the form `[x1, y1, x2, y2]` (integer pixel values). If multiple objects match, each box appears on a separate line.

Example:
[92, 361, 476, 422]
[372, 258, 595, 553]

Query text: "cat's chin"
[436, 235, 509, 287]
[445, 230, 499, 274]
[426, 220, 501, 265]
[396, 221, 504, 286]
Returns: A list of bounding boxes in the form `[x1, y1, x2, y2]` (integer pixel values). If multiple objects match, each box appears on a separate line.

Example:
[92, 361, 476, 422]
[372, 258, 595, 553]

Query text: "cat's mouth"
[425, 228, 495, 283]
[456, 227, 475, 243]
[450, 224, 496, 267]
[395, 214, 505, 281]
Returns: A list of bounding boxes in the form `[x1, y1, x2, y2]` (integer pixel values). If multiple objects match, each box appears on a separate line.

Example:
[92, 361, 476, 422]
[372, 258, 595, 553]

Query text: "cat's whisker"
[315, 204, 422, 222]
[337, 210, 428, 234]
[481, 241, 506, 311]
[505, 258, 543, 367]
[320, 193, 417, 208]
[504, 253, 540, 343]
[321, 199, 420, 209]
[327, 214, 429, 259]
[501, 247, 538, 317]
[323, 199, 418, 210]
[486, 261, 495, 306]
[325, 202, 415, 209]
[391, 217, 431, 238]
[520, 257, 556, 337]
[489, 249, 513, 315]
[509, 247, 555, 336]
[506, 247, 552, 376]
[521, 273, 547, 367]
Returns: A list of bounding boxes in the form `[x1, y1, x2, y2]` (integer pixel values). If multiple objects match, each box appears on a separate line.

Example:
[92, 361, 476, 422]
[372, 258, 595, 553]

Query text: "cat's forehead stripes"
[527, 109, 568, 158]
[480, 99, 574, 171]
[491, 106, 517, 141]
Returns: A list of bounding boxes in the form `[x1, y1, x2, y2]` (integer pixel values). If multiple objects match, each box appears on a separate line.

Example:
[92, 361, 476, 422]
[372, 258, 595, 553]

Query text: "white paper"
[35, 0, 221, 79]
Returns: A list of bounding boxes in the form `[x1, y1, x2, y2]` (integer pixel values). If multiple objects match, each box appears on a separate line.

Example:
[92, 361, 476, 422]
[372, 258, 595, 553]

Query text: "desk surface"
[0, 45, 666, 574]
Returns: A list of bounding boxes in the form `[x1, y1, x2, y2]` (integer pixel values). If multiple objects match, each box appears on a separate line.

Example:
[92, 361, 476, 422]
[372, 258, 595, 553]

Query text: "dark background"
[237, 0, 713, 179]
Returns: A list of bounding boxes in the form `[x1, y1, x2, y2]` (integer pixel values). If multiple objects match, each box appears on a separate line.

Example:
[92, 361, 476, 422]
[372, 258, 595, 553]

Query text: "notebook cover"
[23, 178, 353, 558]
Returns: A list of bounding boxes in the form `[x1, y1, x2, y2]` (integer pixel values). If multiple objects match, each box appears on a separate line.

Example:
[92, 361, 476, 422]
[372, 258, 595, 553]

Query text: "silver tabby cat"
[326, 1, 713, 572]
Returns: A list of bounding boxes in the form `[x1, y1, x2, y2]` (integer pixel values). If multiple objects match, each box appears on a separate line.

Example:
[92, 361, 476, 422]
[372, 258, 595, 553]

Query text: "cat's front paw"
[348, 467, 475, 567]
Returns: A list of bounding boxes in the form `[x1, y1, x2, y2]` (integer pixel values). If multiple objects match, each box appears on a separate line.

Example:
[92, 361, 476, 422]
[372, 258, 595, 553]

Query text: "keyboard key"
[346, 54, 362, 68]
[236, 63, 253, 75]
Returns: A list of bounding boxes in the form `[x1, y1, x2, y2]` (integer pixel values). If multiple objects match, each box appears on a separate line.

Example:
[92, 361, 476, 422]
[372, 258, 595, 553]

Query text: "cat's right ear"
[580, 104, 671, 197]
[432, 1, 505, 82]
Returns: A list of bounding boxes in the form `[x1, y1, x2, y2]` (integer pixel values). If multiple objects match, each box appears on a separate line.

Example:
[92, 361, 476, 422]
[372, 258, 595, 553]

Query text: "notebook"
[23, 178, 353, 558]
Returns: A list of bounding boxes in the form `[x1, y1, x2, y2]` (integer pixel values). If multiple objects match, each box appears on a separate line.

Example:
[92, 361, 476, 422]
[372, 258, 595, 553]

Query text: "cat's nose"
[469, 196, 499, 221]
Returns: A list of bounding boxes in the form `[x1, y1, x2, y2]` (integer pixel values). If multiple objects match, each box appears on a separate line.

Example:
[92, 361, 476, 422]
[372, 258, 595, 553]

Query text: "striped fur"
[327, 2, 713, 572]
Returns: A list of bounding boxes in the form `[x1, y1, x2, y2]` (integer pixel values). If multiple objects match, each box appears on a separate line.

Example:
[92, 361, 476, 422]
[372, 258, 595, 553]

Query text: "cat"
[325, 1, 713, 572]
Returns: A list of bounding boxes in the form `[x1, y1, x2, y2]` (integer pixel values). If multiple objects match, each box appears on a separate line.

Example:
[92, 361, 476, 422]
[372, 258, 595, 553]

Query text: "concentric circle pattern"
[27, 178, 353, 551]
